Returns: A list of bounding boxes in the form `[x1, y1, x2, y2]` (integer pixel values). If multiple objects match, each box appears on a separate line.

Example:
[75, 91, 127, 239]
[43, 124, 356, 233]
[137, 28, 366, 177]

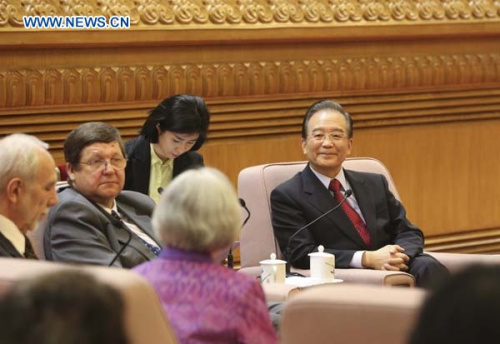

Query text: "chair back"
[0, 258, 178, 344]
[280, 284, 425, 344]
[238, 157, 400, 268]
[26, 181, 69, 260]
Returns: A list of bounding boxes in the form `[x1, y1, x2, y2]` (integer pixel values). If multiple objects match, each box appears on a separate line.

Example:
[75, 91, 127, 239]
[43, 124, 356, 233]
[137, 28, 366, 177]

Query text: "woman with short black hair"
[124, 94, 210, 203]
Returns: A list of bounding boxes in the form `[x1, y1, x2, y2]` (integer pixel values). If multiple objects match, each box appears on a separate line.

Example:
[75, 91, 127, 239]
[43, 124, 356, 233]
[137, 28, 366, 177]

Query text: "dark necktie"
[110, 210, 160, 256]
[24, 236, 38, 260]
[329, 179, 371, 247]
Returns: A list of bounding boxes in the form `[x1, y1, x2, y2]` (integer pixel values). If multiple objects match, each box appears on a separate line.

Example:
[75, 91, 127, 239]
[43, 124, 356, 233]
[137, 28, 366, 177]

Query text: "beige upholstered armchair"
[279, 254, 500, 343]
[237, 157, 415, 287]
[280, 284, 426, 344]
[0, 258, 178, 344]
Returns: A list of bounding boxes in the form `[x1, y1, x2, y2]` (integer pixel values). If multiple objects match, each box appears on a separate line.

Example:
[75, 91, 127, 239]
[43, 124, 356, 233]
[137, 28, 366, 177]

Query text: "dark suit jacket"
[124, 136, 204, 195]
[271, 165, 424, 269]
[44, 187, 160, 268]
[0, 232, 23, 258]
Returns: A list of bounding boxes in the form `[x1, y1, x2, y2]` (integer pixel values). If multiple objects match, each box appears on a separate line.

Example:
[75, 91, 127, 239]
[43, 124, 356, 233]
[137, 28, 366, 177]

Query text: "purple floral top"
[134, 248, 278, 344]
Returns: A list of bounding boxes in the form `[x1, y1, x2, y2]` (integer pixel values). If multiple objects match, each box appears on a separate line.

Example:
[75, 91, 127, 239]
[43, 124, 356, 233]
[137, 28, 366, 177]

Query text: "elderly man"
[0, 134, 58, 258]
[271, 100, 449, 288]
[44, 122, 161, 268]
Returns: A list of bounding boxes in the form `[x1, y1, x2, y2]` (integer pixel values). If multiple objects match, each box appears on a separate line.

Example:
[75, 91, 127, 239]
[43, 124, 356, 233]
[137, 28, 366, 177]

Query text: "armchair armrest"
[239, 266, 415, 289]
[262, 284, 301, 302]
[426, 251, 500, 274]
[335, 268, 415, 287]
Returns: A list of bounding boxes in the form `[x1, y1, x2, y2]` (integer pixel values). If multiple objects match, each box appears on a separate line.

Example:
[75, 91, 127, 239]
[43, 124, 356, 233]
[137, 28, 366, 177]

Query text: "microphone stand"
[228, 198, 251, 269]
[109, 229, 133, 267]
[284, 189, 352, 275]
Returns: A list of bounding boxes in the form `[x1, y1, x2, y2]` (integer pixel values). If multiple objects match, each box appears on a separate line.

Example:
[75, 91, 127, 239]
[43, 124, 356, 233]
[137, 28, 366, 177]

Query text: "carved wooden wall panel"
[1, 52, 500, 108]
[2, 0, 500, 27]
[1, 0, 500, 253]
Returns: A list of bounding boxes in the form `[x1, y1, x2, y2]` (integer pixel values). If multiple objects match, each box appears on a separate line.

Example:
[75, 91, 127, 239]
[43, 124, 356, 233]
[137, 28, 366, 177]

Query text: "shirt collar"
[159, 246, 212, 263]
[98, 200, 118, 215]
[0, 214, 25, 254]
[150, 144, 173, 168]
[309, 165, 349, 191]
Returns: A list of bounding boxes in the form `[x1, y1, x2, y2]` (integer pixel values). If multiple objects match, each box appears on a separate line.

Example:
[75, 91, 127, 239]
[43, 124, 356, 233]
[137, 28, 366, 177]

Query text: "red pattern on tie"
[329, 179, 371, 247]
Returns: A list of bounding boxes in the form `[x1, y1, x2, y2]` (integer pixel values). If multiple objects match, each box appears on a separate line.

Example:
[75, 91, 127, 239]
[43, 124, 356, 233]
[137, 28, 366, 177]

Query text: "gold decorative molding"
[1, 0, 500, 28]
[1, 53, 500, 108]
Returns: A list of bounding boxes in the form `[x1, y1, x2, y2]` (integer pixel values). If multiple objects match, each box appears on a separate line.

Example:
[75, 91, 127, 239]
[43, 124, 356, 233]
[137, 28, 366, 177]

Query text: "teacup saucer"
[285, 276, 343, 287]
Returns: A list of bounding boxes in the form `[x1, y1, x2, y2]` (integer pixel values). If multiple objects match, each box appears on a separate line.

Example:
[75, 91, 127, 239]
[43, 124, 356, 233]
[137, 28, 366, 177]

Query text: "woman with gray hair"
[134, 167, 277, 344]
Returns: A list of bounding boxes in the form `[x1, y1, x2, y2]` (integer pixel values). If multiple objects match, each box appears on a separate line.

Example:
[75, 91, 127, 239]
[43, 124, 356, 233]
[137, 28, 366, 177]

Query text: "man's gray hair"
[153, 167, 240, 253]
[0, 134, 49, 193]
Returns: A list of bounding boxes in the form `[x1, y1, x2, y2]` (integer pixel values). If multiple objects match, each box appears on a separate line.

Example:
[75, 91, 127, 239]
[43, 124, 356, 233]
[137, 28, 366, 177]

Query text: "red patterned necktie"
[329, 179, 371, 247]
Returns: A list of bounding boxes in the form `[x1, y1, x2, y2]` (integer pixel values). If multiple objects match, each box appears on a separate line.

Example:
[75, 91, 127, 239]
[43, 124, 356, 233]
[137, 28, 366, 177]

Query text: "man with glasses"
[271, 100, 448, 288]
[44, 122, 161, 268]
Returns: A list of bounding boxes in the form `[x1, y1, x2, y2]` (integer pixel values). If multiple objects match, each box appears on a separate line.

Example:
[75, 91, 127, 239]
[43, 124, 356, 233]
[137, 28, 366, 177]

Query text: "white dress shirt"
[309, 166, 366, 268]
[99, 201, 160, 249]
[0, 214, 25, 255]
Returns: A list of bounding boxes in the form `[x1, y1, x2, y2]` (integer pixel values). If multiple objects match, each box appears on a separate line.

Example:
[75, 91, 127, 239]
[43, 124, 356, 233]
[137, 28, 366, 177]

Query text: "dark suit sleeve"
[379, 175, 424, 259]
[44, 199, 126, 267]
[171, 151, 204, 179]
[123, 137, 151, 195]
[194, 152, 204, 166]
[271, 186, 315, 268]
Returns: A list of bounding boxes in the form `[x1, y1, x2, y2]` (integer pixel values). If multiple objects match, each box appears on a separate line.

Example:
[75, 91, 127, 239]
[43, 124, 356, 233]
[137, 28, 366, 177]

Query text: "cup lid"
[308, 245, 335, 258]
[260, 253, 287, 265]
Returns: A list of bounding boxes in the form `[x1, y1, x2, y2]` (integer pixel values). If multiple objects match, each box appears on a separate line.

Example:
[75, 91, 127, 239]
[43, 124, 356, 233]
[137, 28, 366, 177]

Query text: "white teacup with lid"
[308, 245, 335, 281]
[259, 253, 286, 284]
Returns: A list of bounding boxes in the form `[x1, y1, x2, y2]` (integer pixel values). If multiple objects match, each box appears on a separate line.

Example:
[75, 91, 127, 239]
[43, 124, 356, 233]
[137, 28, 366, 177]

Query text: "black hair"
[410, 264, 500, 344]
[140, 94, 210, 151]
[0, 270, 128, 344]
[301, 99, 353, 139]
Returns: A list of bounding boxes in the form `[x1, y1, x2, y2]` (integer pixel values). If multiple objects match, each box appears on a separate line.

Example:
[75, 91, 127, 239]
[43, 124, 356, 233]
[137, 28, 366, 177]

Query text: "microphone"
[227, 198, 251, 269]
[239, 198, 251, 227]
[108, 225, 133, 267]
[284, 189, 353, 275]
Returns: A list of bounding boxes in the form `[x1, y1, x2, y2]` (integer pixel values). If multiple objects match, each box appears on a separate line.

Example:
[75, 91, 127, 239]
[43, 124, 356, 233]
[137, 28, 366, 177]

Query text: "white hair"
[153, 167, 241, 253]
[0, 134, 49, 193]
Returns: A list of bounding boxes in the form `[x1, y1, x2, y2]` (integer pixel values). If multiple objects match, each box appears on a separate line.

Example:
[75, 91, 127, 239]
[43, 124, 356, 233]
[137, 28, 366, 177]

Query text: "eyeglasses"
[309, 132, 347, 143]
[80, 158, 127, 171]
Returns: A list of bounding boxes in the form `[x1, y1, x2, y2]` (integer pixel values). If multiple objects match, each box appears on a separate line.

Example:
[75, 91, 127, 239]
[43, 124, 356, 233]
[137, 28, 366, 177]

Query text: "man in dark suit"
[271, 100, 448, 288]
[44, 122, 161, 268]
[0, 134, 58, 258]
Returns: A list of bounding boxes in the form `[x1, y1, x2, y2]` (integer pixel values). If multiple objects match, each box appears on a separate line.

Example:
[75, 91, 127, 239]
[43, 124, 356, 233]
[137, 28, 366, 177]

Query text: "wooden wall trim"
[2, 24, 500, 47]
[1, 86, 499, 164]
[425, 227, 500, 253]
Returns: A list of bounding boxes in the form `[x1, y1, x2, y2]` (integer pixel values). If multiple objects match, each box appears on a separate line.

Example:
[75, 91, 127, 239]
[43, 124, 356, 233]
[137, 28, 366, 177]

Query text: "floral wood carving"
[1, 0, 499, 27]
[0, 53, 499, 107]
